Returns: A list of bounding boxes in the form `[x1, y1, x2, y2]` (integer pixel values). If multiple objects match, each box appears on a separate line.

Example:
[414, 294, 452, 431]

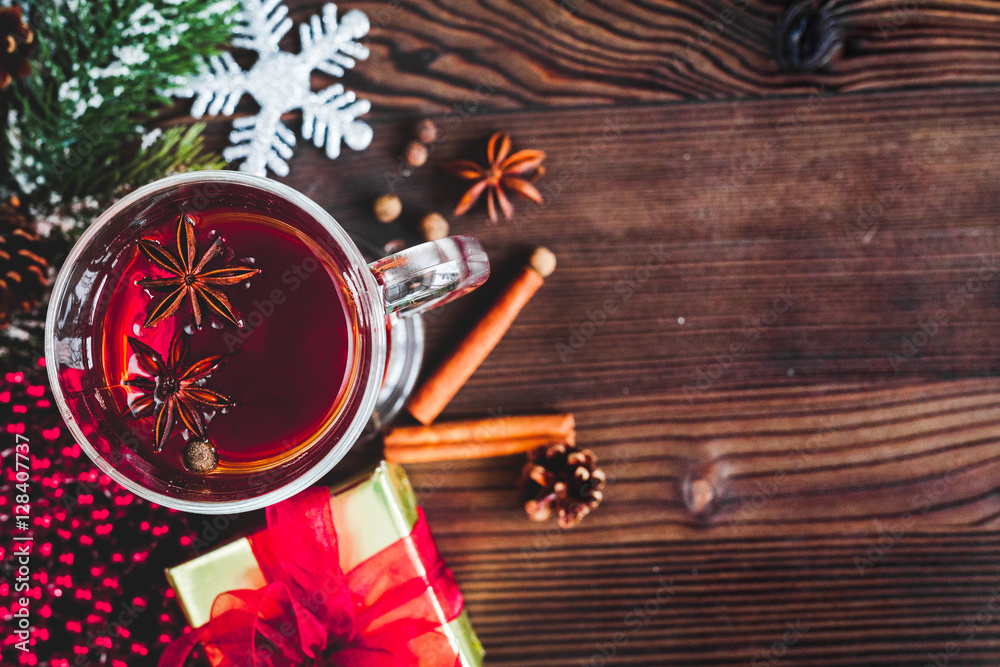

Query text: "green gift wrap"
[166, 462, 484, 666]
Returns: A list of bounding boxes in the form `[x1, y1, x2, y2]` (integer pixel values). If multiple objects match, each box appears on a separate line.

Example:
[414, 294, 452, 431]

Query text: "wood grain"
[279, 0, 1000, 113]
[445, 532, 1000, 665]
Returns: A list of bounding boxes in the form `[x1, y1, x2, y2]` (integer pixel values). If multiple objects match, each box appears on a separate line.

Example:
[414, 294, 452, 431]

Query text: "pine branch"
[119, 123, 227, 190]
[5, 0, 237, 211]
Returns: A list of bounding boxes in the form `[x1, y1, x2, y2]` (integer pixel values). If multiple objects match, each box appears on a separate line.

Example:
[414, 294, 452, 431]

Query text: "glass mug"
[45, 172, 489, 513]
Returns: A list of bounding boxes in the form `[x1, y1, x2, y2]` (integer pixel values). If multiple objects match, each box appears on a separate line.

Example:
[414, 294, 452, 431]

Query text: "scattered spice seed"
[183, 439, 219, 473]
[373, 194, 402, 223]
[414, 119, 438, 144]
[419, 213, 449, 241]
[444, 132, 545, 223]
[403, 141, 428, 168]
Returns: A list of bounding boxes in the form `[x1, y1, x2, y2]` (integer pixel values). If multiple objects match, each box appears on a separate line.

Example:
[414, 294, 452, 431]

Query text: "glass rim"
[44, 171, 388, 514]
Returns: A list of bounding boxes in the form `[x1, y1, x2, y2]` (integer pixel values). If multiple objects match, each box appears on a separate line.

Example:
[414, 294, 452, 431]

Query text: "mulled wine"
[70, 195, 363, 481]
[47, 172, 489, 512]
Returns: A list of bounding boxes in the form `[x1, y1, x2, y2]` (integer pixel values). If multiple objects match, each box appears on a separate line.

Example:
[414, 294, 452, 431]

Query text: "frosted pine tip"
[529, 247, 557, 278]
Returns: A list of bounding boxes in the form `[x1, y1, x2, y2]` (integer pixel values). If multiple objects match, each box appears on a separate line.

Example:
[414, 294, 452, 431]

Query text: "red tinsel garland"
[0, 359, 207, 666]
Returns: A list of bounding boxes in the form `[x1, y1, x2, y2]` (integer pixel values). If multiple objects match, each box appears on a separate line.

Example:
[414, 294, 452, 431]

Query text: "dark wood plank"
[443, 532, 1000, 665]
[282, 0, 1000, 112]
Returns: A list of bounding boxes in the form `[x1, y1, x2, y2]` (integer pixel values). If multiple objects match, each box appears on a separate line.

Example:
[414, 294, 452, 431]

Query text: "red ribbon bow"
[160, 487, 464, 667]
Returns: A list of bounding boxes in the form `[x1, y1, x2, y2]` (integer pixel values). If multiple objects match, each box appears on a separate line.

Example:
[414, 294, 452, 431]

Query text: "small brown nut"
[373, 194, 402, 223]
[403, 141, 428, 168]
[183, 439, 218, 474]
[419, 213, 449, 241]
[413, 119, 438, 144]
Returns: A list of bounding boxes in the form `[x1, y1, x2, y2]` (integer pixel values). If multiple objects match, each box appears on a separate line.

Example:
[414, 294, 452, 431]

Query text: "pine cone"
[0, 4, 34, 89]
[0, 198, 49, 327]
[518, 442, 605, 528]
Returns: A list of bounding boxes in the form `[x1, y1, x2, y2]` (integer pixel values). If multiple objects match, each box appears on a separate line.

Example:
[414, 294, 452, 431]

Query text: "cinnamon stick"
[383, 413, 575, 464]
[385, 413, 574, 448]
[408, 247, 556, 425]
[385, 436, 556, 464]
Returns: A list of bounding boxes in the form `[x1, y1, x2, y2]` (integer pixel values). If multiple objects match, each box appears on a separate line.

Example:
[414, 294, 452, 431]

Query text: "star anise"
[120, 330, 231, 453]
[137, 213, 259, 329]
[444, 132, 545, 223]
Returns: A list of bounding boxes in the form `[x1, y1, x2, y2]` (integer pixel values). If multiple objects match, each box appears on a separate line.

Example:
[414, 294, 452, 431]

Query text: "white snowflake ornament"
[175, 0, 373, 177]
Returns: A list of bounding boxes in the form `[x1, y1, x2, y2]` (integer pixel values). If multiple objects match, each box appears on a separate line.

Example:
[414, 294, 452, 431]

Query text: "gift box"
[163, 462, 484, 666]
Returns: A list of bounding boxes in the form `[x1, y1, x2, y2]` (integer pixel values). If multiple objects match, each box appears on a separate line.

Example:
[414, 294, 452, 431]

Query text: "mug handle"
[369, 236, 490, 316]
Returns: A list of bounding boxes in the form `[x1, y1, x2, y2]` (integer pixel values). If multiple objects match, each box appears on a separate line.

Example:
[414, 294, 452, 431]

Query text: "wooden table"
[190, 1, 1000, 663]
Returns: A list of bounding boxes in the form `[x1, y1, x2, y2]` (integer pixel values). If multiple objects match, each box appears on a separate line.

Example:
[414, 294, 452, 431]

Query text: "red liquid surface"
[91, 208, 359, 478]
